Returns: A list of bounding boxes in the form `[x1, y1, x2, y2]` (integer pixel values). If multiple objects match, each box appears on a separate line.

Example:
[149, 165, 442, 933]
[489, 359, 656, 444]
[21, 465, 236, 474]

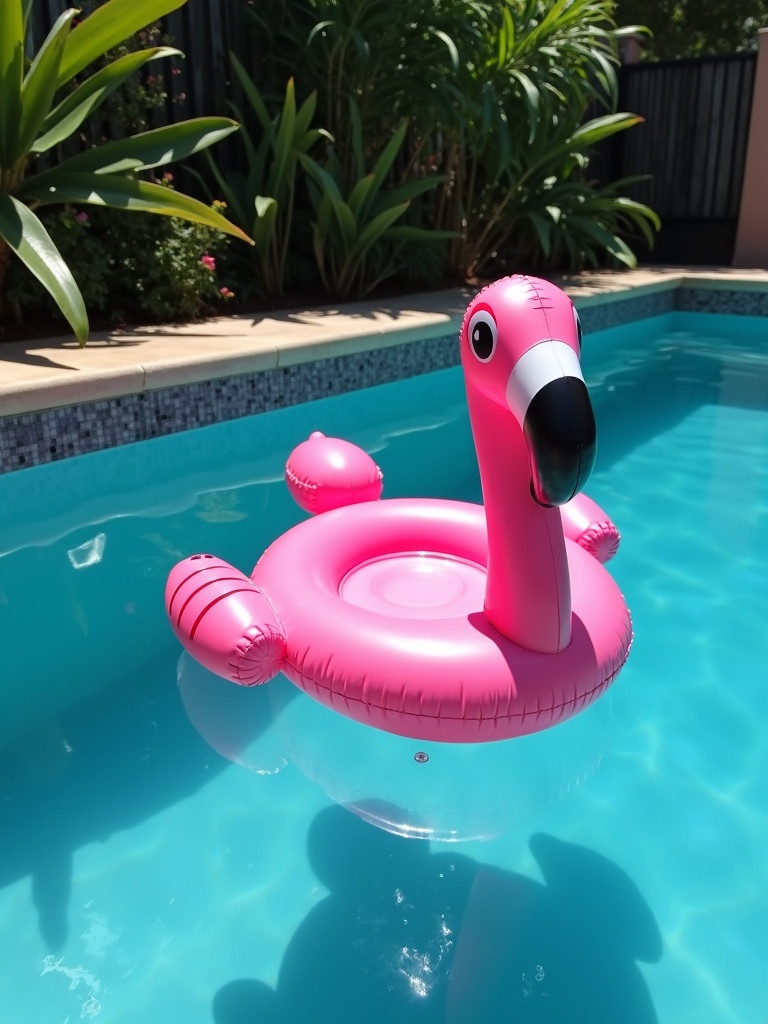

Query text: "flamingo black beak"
[524, 376, 597, 507]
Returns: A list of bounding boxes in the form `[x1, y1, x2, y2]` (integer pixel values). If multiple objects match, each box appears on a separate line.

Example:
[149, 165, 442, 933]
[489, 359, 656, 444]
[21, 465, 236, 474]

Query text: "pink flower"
[75, 211, 88, 223]
[219, 287, 235, 300]
[200, 254, 216, 272]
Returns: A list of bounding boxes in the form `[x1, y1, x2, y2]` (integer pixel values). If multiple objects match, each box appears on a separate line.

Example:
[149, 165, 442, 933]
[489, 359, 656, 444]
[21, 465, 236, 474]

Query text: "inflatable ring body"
[251, 498, 631, 743]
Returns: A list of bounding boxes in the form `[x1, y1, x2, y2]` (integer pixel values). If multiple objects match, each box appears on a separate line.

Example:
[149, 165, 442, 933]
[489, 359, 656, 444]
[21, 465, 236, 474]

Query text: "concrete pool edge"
[1, 267, 767, 473]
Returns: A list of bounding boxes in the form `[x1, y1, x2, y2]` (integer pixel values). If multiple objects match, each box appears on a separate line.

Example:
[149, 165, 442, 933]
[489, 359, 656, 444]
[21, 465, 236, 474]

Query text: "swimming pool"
[1, 310, 766, 1022]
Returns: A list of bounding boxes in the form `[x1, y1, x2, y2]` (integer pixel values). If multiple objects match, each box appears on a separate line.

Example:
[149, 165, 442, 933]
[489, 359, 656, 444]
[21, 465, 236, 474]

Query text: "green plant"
[246, 0, 469, 185]
[432, 0, 657, 277]
[450, 110, 660, 276]
[199, 60, 331, 297]
[0, 0, 251, 344]
[126, 214, 232, 322]
[501, 137, 660, 271]
[298, 112, 453, 299]
[245, 0, 657, 281]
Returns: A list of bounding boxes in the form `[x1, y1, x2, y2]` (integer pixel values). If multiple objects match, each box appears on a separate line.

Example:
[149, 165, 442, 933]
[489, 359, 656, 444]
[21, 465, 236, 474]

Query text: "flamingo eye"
[573, 304, 583, 352]
[467, 308, 497, 362]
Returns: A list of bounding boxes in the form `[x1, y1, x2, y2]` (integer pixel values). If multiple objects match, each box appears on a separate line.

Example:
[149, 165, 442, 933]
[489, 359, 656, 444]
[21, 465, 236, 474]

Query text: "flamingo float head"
[460, 275, 596, 507]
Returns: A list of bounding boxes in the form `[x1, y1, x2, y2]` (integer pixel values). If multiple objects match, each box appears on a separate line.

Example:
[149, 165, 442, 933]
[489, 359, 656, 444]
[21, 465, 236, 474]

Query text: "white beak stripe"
[505, 340, 584, 426]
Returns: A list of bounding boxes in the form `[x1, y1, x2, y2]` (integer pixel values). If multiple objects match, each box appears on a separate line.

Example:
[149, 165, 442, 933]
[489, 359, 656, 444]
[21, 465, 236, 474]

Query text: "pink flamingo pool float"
[166, 276, 632, 742]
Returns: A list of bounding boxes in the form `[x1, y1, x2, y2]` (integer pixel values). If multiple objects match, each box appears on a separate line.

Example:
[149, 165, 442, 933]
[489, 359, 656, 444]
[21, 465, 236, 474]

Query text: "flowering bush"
[4, 182, 235, 326]
[127, 208, 233, 322]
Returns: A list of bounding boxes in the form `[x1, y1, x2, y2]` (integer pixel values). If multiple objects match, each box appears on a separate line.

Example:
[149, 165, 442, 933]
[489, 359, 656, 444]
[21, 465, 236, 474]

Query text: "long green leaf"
[347, 175, 375, 219]
[33, 47, 182, 154]
[353, 122, 408, 226]
[229, 52, 273, 131]
[569, 113, 642, 148]
[497, 6, 514, 68]
[368, 122, 408, 196]
[349, 201, 410, 261]
[349, 98, 365, 184]
[328, 198, 356, 251]
[0, 0, 26, 167]
[57, 0, 186, 85]
[385, 226, 458, 241]
[296, 126, 332, 155]
[306, 20, 335, 46]
[16, 10, 76, 159]
[226, 101, 270, 194]
[526, 211, 553, 255]
[510, 70, 539, 145]
[34, 118, 240, 176]
[298, 154, 344, 204]
[0, 191, 88, 343]
[19, 172, 254, 244]
[252, 194, 278, 248]
[269, 78, 297, 196]
[432, 29, 459, 71]
[612, 196, 661, 246]
[386, 174, 447, 206]
[293, 91, 319, 143]
[571, 216, 637, 266]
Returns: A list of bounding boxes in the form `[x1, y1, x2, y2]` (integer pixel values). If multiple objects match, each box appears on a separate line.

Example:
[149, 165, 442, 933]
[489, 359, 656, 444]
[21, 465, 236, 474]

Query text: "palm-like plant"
[434, 0, 656, 277]
[198, 59, 332, 298]
[0, 0, 251, 344]
[298, 112, 453, 299]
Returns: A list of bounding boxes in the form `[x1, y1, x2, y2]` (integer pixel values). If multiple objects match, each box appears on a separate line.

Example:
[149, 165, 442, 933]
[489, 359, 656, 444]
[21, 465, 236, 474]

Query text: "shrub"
[241, 0, 657, 282]
[4, 182, 234, 327]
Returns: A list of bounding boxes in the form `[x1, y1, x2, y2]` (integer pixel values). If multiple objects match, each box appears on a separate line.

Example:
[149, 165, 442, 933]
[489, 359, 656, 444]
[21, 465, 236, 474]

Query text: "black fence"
[28, 5, 758, 266]
[608, 53, 757, 265]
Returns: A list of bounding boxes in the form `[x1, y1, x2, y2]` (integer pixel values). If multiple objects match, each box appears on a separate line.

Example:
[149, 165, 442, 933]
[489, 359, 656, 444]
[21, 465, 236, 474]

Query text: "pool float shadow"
[212, 804, 661, 1024]
[178, 653, 616, 842]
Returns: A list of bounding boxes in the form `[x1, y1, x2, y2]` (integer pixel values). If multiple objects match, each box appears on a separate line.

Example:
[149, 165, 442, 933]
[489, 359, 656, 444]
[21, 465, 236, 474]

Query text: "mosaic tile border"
[1, 283, 765, 474]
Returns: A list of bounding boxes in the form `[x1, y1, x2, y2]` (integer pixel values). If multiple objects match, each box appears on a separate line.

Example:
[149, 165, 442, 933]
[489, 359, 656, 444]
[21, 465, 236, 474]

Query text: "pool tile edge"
[2, 269, 767, 473]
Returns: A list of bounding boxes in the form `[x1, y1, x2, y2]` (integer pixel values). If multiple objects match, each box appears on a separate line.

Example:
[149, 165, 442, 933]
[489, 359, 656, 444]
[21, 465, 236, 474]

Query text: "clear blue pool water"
[0, 311, 766, 1023]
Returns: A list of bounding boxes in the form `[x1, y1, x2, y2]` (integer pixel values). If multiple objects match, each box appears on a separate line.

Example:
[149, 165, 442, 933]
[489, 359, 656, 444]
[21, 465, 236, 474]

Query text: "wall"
[734, 29, 768, 268]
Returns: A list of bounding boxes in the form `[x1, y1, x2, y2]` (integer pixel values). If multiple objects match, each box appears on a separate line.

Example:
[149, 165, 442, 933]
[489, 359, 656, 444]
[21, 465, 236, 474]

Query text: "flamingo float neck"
[467, 386, 571, 653]
[461, 276, 596, 655]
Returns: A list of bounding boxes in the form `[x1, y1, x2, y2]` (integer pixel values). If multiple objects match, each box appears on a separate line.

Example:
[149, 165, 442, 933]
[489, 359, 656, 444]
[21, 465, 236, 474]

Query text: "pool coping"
[1, 266, 767, 473]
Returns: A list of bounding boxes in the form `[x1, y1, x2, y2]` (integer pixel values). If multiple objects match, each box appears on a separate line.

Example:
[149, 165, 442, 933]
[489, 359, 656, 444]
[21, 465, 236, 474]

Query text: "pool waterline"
[1, 266, 767, 475]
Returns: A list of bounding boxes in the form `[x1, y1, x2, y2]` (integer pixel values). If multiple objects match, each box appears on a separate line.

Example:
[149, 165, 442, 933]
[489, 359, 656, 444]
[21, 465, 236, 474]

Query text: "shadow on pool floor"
[213, 803, 661, 1024]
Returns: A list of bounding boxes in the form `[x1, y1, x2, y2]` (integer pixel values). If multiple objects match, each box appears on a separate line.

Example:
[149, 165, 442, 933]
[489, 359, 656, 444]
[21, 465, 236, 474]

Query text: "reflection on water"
[178, 655, 615, 842]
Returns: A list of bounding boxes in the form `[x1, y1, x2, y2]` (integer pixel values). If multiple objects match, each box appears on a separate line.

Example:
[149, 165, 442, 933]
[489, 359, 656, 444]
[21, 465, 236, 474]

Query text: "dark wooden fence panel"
[612, 53, 757, 264]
